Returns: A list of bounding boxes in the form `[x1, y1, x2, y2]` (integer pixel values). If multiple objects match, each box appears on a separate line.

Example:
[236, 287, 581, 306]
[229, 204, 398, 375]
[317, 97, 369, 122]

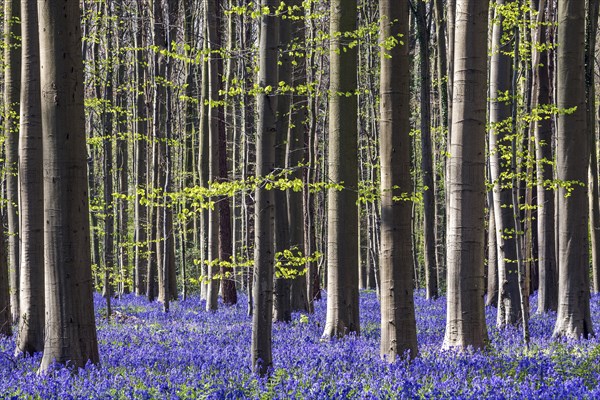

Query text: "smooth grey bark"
[531, 0, 557, 313]
[39, 0, 99, 372]
[251, 0, 279, 376]
[379, 0, 418, 361]
[442, 0, 489, 350]
[553, 0, 594, 339]
[4, 0, 20, 323]
[489, 0, 521, 328]
[486, 191, 498, 307]
[15, 0, 44, 354]
[322, 0, 360, 340]
[415, 0, 438, 300]
[586, 0, 600, 294]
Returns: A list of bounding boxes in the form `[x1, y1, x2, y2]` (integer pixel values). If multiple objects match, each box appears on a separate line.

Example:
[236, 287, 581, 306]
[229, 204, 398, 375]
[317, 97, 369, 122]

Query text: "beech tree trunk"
[273, 8, 292, 323]
[15, 0, 44, 354]
[134, 2, 148, 296]
[553, 0, 594, 339]
[4, 0, 20, 322]
[379, 0, 418, 361]
[531, 0, 557, 312]
[489, 0, 521, 328]
[39, 0, 99, 372]
[416, 0, 438, 300]
[442, 0, 489, 350]
[321, 0, 360, 340]
[586, 0, 600, 294]
[486, 191, 498, 307]
[251, 0, 278, 375]
[287, 0, 309, 313]
[205, 0, 222, 311]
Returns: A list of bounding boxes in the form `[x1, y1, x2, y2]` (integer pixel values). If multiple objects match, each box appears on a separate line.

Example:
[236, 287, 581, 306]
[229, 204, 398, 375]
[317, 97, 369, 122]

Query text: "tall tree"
[287, 0, 309, 313]
[379, 0, 418, 361]
[273, 4, 293, 323]
[134, 1, 148, 296]
[251, 0, 279, 375]
[586, 0, 600, 294]
[101, 0, 115, 315]
[15, 0, 44, 354]
[415, 0, 438, 300]
[552, 0, 594, 339]
[205, 0, 222, 311]
[4, 0, 21, 322]
[39, 0, 99, 372]
[489, 0, 521, 327]
[531, 0, 557, 312]
[216, 2, 237, 307]
[321, 0, 360, 340]
[442, 0, 489, 350]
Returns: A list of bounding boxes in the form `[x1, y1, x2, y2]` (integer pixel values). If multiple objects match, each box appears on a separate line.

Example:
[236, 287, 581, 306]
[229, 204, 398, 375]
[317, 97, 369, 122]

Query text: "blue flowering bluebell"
[0, 290, 599, 398]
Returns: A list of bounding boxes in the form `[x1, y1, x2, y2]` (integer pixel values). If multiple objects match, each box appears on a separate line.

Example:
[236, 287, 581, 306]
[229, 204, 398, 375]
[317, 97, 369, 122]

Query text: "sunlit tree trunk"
[553, 0, 594, 339]
[586, 0, 600, 294]
[442, 0, 489, 350]
[486, 190, 498, 307]
[15, 0, 44, 354]
[39, 0, 99, 372]
[4, 0, 20, 322]
[322, 0, 360, 340]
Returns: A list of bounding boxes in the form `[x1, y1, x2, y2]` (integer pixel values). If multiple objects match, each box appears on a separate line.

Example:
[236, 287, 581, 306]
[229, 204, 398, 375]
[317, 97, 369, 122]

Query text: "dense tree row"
[0, 0, 598, 375]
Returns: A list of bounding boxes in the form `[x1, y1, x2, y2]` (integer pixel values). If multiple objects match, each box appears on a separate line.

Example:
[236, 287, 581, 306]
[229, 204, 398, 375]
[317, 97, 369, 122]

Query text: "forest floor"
[1, 290, 600, 398]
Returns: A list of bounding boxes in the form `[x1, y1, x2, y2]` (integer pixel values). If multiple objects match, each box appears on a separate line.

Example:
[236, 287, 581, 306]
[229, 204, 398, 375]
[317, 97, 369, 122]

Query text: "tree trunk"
[416, 0, 438, 300]
[321, 0, 360, 340]
[205, 0, 222, 311]
[39, 0, 99, 372]
[198, 35, 210, 301]
[379, 0, 418, 361]
[486, 190, 498, 307]
[553, 0, 594, 339]
[442, 0, 489, 350]
[116, 30, 130, 295]
[15, 0, 44, 353]
[4, 0, 21, 323]
[586, 0, 600, 294]
[251, 0, 278, 375]
[489, 0, 521, 328]
[102, 1, 115, 314]
[531, 0, 557, 313]
[273, 8, 292, 323]
[287, 0, 309, 313]
[134, 2, 148, 296]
